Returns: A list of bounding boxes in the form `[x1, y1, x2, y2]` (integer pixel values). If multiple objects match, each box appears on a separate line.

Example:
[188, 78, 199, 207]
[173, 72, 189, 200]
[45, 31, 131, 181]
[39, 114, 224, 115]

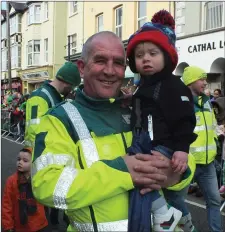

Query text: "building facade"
[65, 1, 174, 85]
[175, 1, 225, 93]
[1, 3, 25, 97]
[19, 1, 67, 94]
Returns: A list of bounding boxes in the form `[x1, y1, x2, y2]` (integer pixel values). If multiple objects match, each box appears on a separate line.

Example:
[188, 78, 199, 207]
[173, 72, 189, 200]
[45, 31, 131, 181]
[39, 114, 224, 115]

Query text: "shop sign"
[22, 71, 49, 79]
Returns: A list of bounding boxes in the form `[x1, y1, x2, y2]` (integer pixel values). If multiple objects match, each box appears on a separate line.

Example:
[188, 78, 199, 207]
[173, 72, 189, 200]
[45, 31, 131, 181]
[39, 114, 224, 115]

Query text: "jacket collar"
[75, 85, 126, 111]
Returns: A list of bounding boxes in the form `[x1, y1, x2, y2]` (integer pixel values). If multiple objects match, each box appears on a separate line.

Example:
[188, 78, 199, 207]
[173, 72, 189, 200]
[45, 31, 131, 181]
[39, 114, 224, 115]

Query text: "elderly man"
[31, 31, 195, 231]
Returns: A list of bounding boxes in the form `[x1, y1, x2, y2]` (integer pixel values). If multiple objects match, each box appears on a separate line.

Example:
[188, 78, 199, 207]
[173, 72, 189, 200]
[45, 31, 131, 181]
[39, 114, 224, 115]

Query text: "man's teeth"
[102, 81, 114, 84]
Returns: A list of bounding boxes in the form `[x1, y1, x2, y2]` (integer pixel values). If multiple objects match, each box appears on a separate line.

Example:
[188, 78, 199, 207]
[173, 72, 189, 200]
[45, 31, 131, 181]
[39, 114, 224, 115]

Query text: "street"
[1, 137, 225, 232]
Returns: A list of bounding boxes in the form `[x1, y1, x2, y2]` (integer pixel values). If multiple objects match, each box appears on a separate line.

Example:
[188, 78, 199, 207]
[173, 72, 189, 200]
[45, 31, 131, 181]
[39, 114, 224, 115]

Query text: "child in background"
[2, 148, 49, 232]
[126, 10, 197, 231]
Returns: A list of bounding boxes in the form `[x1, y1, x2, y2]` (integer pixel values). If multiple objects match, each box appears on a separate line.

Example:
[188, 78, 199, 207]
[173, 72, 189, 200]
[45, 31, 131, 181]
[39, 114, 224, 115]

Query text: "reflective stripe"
[24, 140, 33, 147]
[71, 219, 128, 231]
[41, 88, 55, 107]
[190, 144, 217, 153]
[32, 153, 75, 175]
[194, 125, 215, 132]
[62, 102, 99, 167]
[32, 153, 78, 210]
[26, 118, 40, 127]
[53, 166, 78, 209]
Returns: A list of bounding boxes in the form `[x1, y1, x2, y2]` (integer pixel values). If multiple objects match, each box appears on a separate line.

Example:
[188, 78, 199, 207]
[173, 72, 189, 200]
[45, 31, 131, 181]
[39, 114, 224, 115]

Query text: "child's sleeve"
[2, 177, 15, 231]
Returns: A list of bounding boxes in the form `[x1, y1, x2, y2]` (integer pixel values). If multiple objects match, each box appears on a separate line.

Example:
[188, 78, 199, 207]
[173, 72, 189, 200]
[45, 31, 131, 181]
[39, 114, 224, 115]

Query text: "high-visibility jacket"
[190, 94, 217, 164]
[31, 86, 196, 232]
[25, 80, 63, 148]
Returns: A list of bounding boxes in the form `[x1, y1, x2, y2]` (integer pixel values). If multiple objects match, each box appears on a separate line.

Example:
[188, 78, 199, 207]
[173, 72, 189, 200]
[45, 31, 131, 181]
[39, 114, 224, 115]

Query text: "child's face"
[134, 42, 165, 76]
[17, 151, 32, 173]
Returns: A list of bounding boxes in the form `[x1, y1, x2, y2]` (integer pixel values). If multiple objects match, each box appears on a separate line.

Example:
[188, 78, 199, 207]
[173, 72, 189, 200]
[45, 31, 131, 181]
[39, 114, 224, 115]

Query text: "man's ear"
[76, 59, 85, 79]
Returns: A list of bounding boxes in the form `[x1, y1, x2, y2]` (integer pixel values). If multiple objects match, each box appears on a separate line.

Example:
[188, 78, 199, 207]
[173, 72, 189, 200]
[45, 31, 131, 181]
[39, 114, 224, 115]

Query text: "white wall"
[176, 30, 225, 73]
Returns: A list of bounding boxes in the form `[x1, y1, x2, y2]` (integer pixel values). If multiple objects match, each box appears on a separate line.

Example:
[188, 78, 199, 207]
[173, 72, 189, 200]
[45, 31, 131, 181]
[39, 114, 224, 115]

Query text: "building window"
[44, 38, 48, 63]
[70, 34, 77, 55]
[10, 15, 16, 35]
[43, 2, 49, 20]
[205, 1, 224, 30]
[1, 22, 6, 40]
[115, 6, 123, 38]
[137, 1, 147, 28]
[1, 49, 8, 71]
[70, 1, 78, 15]
[27, 40, 40, 66]
[96, 14, 103, 32]
[27, 4, 41, 25]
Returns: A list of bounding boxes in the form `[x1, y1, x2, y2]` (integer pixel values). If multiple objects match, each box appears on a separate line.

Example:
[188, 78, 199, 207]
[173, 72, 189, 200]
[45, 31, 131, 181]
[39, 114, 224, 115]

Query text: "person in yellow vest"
[25, 62, 81, 148]
[31, 31, 196, 232]
[181, 66, 222, 232]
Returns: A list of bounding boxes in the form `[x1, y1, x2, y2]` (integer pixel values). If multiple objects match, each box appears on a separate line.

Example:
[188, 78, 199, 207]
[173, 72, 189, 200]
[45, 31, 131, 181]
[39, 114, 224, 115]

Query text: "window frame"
[204, 1, 224, 31]
[27, 3, 41, 25]
[70, 33, 77, 55]
[96, 14, 104, 32]
[137, 1, 147, 29]
[70, 1, 78, 16]
[27, 40, 41, 66]
[115, 6, 123, 39]
[44, 38, 48, 63]
[43, 2, 49, 21]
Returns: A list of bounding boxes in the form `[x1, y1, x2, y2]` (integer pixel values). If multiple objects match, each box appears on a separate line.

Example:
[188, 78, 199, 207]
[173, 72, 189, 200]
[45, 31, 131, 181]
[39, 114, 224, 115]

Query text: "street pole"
[6, 1, 12, 94]
[68, 35, 70, 61]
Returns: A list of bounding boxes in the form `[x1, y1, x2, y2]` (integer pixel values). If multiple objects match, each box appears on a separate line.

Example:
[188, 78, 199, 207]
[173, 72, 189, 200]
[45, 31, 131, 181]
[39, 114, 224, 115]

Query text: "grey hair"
[81, 31, 125, 63]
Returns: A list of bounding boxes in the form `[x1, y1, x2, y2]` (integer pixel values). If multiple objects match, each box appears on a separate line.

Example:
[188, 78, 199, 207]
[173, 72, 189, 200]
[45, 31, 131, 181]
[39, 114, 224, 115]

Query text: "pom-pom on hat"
[127, 10, 178, 73]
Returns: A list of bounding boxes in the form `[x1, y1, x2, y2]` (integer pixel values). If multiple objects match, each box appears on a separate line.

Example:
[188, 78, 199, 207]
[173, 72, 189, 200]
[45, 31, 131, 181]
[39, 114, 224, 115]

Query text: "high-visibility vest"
[190, 95, 217, 164]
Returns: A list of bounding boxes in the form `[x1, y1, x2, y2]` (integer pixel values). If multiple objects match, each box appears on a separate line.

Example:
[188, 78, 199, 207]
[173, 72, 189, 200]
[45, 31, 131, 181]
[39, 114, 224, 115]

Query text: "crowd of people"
[1, 9, 225, 232]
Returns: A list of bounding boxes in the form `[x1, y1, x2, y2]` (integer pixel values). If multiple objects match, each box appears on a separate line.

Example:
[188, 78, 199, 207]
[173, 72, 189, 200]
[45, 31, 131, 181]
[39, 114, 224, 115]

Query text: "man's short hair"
[20, 148, 32, 154]
[81, 31, 125, 63]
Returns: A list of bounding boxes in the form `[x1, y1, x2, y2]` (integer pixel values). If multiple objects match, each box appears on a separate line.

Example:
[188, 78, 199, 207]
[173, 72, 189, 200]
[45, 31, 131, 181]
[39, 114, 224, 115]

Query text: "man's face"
[62, 83, 73, 97]
[190, 78, 207, 96]
[134, 42, 165, 76]
[77, 35, 126, 99]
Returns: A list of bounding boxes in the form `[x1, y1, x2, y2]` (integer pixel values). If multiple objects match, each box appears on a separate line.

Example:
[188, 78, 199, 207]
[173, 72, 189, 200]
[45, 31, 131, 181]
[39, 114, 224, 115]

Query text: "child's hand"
[171, 151, 188, 174]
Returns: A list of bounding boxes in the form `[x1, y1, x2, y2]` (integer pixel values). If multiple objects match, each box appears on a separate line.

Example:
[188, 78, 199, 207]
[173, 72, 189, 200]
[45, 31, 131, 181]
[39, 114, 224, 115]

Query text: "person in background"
[25, 62, 81, 148]
[182, 66, 222, 232]
[2, 148, 49, 232]
[204, 88, 213, 100]
[211, 88, 222, 102]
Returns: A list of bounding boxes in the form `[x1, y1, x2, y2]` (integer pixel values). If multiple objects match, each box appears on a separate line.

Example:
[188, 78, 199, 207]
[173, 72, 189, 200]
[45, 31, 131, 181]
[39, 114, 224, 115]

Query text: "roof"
[10, 2, 28, 13]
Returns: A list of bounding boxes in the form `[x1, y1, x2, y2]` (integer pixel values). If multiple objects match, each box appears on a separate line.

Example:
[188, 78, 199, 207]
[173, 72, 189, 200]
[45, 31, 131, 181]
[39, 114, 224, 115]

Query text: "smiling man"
[31, 31, 186, 232]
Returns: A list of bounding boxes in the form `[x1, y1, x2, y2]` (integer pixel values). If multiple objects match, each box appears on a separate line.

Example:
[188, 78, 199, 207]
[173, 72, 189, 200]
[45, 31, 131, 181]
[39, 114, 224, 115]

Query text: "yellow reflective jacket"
[25, 81, 63, 147]
[31, 86, 196, 231]
[190, 95, 217, 164]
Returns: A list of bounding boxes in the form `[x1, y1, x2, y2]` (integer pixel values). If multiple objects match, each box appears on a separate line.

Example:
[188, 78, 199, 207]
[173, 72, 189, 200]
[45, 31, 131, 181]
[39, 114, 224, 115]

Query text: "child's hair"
[20, 148, 32, 154]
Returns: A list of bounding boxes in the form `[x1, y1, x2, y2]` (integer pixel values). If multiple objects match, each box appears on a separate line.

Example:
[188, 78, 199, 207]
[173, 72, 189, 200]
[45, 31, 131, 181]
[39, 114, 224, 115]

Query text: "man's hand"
[171, 151, 188, 174]
[123, 153, 169, 192]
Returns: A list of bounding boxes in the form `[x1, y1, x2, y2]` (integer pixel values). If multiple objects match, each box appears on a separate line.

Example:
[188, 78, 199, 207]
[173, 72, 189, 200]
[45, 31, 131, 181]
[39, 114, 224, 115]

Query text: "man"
[181, 66, 222, 232]
[25, 61, 81, 148]
[31, 31, 196, 231]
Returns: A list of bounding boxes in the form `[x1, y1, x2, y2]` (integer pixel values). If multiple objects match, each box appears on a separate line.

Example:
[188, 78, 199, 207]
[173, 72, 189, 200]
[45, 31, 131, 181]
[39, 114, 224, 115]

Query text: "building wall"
[67, 1, 84, 54]
[83, 1, 173, 43]
[53, 2, 67, 76]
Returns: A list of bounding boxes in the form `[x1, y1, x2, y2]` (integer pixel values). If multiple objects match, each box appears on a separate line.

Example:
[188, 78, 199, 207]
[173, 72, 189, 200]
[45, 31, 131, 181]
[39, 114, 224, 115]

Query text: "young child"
[2, 148, 49, 232]
[126, 10, 197, 231]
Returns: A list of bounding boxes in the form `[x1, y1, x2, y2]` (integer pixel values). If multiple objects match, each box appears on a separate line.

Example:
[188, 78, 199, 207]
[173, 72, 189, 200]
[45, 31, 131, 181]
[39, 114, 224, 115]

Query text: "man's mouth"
[143, 65, 153, 70]
[99, 80, 116, 85]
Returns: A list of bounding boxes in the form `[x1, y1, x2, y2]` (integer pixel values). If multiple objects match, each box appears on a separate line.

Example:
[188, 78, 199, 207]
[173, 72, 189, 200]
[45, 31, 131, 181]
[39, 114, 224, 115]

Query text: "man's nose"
[143, 53, 151, 62]
[104, 62, 115, 76]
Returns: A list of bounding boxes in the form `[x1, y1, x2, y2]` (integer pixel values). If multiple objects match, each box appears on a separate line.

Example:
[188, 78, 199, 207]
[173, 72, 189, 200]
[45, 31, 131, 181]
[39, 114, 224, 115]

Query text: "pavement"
[1, 136, 225, 232]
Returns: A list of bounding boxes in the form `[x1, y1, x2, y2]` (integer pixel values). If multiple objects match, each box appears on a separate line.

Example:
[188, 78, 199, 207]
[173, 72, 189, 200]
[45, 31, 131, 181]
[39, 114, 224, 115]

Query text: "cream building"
[19, 1, 67, 94]
[1, 2, 25, 96]
[66, 1, 174, 84]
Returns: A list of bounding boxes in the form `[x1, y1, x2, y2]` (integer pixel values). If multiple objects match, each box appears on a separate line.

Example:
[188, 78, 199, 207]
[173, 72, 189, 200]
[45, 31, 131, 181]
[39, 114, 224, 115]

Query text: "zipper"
[77, 147, 98, 232]
[121, 132, 128, 153]
[201, 103, 208, 164]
